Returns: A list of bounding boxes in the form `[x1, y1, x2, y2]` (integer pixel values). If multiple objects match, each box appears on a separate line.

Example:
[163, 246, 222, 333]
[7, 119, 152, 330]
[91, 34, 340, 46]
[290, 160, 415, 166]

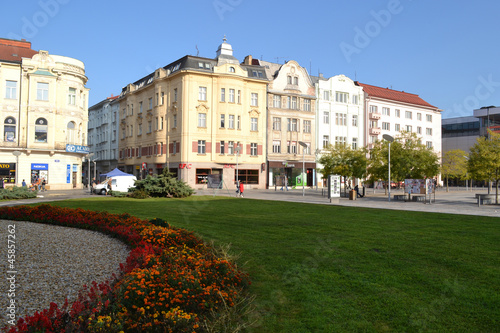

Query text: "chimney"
[244, 55, 253, 65]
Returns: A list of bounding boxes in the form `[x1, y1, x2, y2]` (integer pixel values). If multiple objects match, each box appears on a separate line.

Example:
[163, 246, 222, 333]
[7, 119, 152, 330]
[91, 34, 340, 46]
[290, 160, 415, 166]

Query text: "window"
[417, 113, 422, 121]
[323, 135, 329, 148]
[303, 99, 311, 111]
[336, 113, 347, 126]
[196, 169, 210, 184]
[237, 115, 241, 130]
[273, 95, 281, 108]
[287, 75, 292, 84]
[395, 123, 400, 132]
[160, 117, 164, 130]
[273, 117, 281, 131]
[382, 122, 390, 130]
[37, 82, 49, 101]
[286, 96, 291, 109]
[139, 101, 143, 113]
[174, 88, 178, 102]
[155, 117, 159, 131]
[138, 123, 142, 135]
[198, 113, 206, 127]
[287, 118, 298, 132]
[291, 96, 297, 109]
[352, 95, 358, 105]
[173, 114, 177, 128]
[199, 86, 207, 101]
[197, 140, 206, 154]
[395, 109, 400, 117]
[417, 126, 422, 134]
[335, 136, 347, 146]
[130, 125, 134, 136]
[237, 90, 241, 104]
[323, 111, 329, 124]
[272, 140, 281, 153]
[130, 104, 133, 115]
[405, 111, 412, 119]
[228, 115, 235, 129]
[382, 107, 390, 116]
[426, 128, 433, 136]
[250, 143, 257, 156]
[352, 138, 357, 149]
[228, 141, 234, 154]
[220, 141, 225, 154]
[220, 114, 225, 128]
[229, 89, 235, 103]
[148, 121, 152, 133]
[352, 115, 358, 127]
[68, 88, 77, 105]
[148, 98, 153, 109]
[251, 117, 258, 131]
[405, 125, 412, 132]
[335, 92, 348, 103]
[426, 141, 433, 148]
[4, 117, 16, 142]
[161, 92, 164, 105]
[303, 120, 311, 133]
[229, 66, 235, 73]
[235, 169, 259, 184]
[156, 93, 159, 106]
[369, 105, 378, 113]
[426, 114, 433, 122]
[67, 121, 75, 143]
[35, 118, 48, 142]
[220, 88, 225, 102]
[251, 93, 258, 106]
[287, 141, 297, 154]
[323, 90, 330, 100]
[5, 80, 16, 99]
[294, 77, 298, 85]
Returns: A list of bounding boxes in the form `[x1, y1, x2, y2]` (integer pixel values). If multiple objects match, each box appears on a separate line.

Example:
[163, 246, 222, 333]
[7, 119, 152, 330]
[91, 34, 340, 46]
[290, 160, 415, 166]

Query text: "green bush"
[131, 169, 194, 198]
[0, 186, 37, 200]
[127, 189, 149, 199]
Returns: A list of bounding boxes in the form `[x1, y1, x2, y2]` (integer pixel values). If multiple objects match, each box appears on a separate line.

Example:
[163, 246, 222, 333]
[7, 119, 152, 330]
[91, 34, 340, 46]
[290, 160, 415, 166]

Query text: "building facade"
[252, 59, 316, 188]
[86, 95, 119, 184]
[0, 38, 89, 189]
[312, 74, 365, 186]
[117, 39, 268, 189]
[356, 82, 442, 154]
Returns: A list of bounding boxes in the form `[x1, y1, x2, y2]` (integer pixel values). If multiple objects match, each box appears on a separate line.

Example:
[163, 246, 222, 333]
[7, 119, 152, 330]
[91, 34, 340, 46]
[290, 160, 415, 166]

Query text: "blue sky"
[2, 0, 499, 119]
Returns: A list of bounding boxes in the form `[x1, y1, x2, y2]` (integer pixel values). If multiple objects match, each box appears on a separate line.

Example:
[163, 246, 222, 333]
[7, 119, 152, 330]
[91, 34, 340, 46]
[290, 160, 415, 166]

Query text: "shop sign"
[31, 163, 48, 170]
[66, 144, 90, 154]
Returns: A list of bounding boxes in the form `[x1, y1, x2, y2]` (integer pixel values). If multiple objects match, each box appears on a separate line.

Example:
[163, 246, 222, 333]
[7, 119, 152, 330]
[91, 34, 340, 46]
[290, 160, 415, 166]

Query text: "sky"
[2, 0, 499, 119]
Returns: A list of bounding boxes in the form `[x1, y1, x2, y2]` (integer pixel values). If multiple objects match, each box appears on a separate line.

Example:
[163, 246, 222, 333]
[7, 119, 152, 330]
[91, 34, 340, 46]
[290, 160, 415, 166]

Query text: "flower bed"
[0, 205, 250, 332]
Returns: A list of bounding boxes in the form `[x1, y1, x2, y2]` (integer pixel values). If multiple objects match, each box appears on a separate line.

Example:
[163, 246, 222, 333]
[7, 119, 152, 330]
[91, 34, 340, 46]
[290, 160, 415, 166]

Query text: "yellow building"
[0, 38, 89, 189]
[117, 38, 268, 189]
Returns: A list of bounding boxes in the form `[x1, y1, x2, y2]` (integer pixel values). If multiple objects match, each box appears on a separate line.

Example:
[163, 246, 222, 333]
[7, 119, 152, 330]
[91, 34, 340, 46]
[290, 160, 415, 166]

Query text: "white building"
[312, 74, 365, 186]
[0, 38, 89, 189]
[86, 95, 119, 183]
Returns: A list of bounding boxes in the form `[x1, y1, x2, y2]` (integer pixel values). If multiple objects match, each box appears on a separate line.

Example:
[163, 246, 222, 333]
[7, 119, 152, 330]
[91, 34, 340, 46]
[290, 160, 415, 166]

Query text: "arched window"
[4, 117, 16, 142]
[229, 66, 235, 73]
[67, 121, 76, 144]
[35, 118, 48, 143]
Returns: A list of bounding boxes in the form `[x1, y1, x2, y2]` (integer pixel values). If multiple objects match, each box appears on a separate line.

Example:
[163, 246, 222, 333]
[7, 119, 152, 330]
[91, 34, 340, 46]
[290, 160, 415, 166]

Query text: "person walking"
[0, 177, 4, 189]
[91, 177, 97, 195]
[22, 179, 27, 187]
[280, 175, 289, 191]
[239, 181, 244, 198]
[41, 178, 47, 192]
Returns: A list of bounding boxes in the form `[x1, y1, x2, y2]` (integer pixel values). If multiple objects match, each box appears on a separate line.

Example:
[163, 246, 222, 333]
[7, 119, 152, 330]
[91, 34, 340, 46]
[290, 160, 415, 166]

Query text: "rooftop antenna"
[355, 70, 357, 81]
[195, 45, 199, 57]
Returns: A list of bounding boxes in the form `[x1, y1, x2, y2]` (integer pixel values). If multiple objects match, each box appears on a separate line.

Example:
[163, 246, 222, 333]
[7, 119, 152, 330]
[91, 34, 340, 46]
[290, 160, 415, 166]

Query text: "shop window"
[35, 118, 48, 143]
[196, 168, 211, 184]
[235, 169, 259, 184]
[4, 117, 16, 142]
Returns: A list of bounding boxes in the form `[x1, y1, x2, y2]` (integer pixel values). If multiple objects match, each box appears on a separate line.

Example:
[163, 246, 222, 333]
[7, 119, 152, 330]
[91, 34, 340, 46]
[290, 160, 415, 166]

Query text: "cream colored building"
[249, 59, 316, 188]
[117, 38, 268, 189]
[0, 38, 89, 189]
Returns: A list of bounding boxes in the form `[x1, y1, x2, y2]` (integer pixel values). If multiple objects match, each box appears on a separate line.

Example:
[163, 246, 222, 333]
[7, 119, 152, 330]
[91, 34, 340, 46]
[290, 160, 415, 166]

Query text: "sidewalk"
[1, 187, 499, 218]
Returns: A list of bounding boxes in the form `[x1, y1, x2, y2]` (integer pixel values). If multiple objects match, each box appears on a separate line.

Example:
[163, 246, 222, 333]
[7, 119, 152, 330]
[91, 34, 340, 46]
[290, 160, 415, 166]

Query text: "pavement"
[1, 187, 500, 218]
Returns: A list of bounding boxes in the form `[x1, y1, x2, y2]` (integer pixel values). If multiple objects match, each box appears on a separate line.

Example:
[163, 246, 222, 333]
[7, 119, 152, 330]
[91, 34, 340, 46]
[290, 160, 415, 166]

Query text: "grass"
[34, 196, 499, 332]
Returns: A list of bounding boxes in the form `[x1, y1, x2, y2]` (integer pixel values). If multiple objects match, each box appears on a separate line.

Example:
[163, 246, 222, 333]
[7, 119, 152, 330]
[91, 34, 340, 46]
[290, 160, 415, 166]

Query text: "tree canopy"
[318, 144, 367, 186]
[441, 149, 468, 192]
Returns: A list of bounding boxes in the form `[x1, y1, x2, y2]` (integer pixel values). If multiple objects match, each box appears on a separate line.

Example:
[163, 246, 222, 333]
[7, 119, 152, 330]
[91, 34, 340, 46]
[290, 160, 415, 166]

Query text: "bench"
[393, 195, 406, 201]
[412, 195, 426, 202]
[476, 194, 495, 206]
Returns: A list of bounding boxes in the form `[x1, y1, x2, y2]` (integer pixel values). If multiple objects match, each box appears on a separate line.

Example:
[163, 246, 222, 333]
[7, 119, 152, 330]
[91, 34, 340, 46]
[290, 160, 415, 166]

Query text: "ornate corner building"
[0, 38, 90, 189]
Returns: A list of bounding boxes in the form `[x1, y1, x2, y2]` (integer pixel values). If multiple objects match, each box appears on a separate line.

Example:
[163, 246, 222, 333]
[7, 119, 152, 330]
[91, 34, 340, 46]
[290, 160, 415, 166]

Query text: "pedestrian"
[236, 181, 240, 197]
[239, 181, 244, 198]
[280, 175, 289, 191]
[91, 177, 97, 195]
[0, 177, 3, 189]
[36, 178, 41, 191]
[41, 178, 47, 192]
[22, 179, 27, 187]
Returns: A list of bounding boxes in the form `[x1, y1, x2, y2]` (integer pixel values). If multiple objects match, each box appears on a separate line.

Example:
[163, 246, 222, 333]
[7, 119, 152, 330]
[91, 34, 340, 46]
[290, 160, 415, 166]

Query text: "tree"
[318, 144, 367, 196]
[441, 149, 468, 192]
[468, 130, 500, 203]
[367, 131, 440, 190]
[132, 168, 194, 198]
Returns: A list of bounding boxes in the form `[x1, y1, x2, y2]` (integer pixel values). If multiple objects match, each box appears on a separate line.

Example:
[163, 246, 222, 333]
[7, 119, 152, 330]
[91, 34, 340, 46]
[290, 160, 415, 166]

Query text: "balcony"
[369, 127, 381, 135]
[369, 112, 381, 120]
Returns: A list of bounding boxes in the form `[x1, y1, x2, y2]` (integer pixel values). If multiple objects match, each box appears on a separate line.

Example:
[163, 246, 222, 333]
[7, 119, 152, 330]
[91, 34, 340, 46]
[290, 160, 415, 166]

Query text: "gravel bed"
[0, 220, 130, 324]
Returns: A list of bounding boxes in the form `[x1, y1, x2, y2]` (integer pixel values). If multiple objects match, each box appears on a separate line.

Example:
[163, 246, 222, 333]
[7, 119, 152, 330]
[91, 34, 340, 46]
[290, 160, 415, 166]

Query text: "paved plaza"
[1, 187, 499, 218]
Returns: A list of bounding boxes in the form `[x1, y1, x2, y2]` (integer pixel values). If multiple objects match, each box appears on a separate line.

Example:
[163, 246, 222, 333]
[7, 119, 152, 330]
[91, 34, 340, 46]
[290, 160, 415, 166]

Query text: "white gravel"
[0, 220, 130, 324]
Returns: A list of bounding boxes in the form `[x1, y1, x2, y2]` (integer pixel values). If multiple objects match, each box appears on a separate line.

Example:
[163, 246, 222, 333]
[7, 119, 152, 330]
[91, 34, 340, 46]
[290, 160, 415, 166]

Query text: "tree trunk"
[446, 175, 449, 192]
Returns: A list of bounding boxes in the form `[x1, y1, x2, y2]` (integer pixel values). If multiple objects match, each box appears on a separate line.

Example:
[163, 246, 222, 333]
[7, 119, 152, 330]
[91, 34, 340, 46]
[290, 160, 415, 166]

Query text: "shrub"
[131, 168, 194, 198]
[0, 187, 37, 200]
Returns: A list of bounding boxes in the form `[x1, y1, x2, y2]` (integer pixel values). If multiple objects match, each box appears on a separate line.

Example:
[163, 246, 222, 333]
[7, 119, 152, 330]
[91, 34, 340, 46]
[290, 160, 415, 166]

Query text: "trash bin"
[349, 189, 356, 200]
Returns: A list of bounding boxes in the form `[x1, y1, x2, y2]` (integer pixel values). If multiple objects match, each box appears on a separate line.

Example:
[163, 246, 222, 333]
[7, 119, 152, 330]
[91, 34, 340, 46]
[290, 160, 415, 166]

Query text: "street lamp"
[298, 141, 307, 197]
[87, 153, 94, 192]
[235, 145, 241, 188]
[383, 134, 394, 202]
[92, 158, 99, 180]
[12, 150, 21, 186]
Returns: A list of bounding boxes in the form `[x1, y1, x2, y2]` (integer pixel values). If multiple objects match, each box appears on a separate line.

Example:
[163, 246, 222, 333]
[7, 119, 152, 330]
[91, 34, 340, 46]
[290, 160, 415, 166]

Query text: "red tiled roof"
[0, 38, 38, 63]
[356, 82, 438, 109]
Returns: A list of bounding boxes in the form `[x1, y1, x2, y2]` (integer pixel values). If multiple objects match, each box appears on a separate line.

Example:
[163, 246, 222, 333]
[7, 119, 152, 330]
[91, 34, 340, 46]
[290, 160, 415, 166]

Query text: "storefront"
[31, 163, 48, 184]
[0, 163, 16, 184]
[268, 161, 316, 188]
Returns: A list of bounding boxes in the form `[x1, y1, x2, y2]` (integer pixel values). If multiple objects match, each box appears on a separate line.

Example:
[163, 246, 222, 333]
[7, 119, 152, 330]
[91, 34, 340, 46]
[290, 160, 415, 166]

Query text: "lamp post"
[87, 153, 94, 193]
[235, 145, 241, 188]
[383, 134, 394, 202]
[298, 141, 307, 196]
[12, 151, 21, 186]
[92, 158, 99, 180]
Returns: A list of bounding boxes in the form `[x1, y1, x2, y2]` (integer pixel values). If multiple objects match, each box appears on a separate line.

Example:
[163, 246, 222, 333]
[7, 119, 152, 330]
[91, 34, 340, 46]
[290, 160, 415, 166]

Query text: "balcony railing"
[369, 127, 381, 135]
[369, 112, 381, 120]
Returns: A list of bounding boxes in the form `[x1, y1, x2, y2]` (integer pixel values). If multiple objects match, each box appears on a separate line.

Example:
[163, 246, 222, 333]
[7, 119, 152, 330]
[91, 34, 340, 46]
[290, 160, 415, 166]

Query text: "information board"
[328, 175, 341, 199]
[206, 174, 223, 189]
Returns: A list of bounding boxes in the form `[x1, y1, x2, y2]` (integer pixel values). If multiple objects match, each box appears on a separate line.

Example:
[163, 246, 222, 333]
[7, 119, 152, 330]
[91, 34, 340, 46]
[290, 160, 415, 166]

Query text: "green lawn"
[43, 196, 499, 332]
